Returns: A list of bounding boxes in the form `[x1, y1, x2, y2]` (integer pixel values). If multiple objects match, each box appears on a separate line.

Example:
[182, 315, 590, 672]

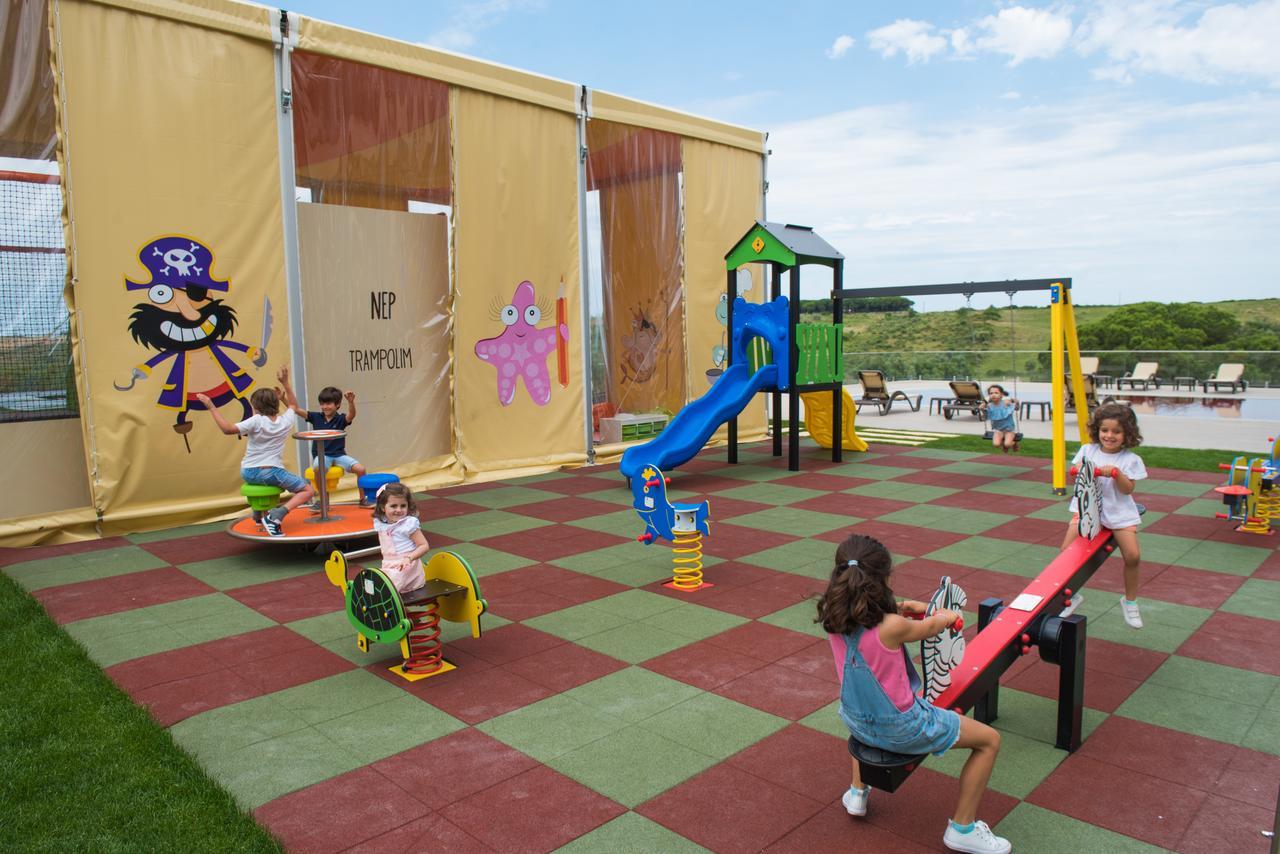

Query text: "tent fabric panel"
[296, 17, 578, 115]
[0, 0, 57, 159]
[53, 0, 288, 534]
[0, 419, 92, 521]
[681, 138, 766, 437]
[82, 0, 273, 42]
[589, 90, 765, 154]
[452, 88, 586, 474]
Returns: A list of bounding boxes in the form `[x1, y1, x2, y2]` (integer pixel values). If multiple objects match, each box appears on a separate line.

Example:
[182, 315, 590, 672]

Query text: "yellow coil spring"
[670, 530, 705, 590]
[1250, 487, 1280, 533]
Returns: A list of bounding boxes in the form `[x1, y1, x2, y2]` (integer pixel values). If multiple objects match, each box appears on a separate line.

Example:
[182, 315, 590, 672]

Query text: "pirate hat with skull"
[126, 235, 229, 294]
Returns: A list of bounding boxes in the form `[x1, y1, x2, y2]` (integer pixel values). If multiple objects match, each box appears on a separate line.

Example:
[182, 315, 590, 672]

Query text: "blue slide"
[620, 296, 791, 480]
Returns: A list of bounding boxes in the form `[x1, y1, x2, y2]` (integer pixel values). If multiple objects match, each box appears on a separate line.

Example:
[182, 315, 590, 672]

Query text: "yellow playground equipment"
[1214, 436, 1280, 535]
[800, 390, 868, 452]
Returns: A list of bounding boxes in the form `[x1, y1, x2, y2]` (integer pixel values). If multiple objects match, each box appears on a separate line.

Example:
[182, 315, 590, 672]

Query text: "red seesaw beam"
[932, 530, 1113, 714]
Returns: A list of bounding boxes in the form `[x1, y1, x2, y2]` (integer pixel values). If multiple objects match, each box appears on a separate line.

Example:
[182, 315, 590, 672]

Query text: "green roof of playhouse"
[725, 221, 844, 270]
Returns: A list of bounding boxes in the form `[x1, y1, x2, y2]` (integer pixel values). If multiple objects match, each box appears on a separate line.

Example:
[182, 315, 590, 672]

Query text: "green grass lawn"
[0, 572, 281, 852]
[924, 433, 1237, 473]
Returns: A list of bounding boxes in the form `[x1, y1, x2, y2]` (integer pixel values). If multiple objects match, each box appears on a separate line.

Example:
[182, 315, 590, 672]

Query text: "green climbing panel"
[795, 323, 843, 385]
[747, 337, 773, 374]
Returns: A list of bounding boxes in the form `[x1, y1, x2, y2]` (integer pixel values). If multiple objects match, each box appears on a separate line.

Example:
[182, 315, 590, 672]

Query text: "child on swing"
[985, 384, 1018, 452]
[372, 482, 429, 595]
[818, 534, 1010, 854]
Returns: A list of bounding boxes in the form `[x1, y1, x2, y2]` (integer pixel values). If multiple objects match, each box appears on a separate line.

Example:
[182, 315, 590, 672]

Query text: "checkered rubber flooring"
[5, 441, 1279, 853]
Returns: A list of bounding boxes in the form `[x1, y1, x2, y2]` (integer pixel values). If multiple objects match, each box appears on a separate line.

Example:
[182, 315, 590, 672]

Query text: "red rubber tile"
[1004, 659, 1143, 712]
[727, 724, 849, 803]
[765, 800, 935, 853]
[1131, 493, 1192, 514]
[1076, 717, 1235, 792]
[448, 623, 567, 667]
[419, 496, 493, 519]
[372, 728, 539, 811]
[1141, 565, 1246, 609]
[782, 472, 873, 492]
[1028, 754, 1207, 849]
[254, 765, 430, 854]
[34, 567, 213, 624]
[473, 526, 627, 563]
[548, 571, 629, 605]
[982, 516, 1068, 545]
[895, 471, 991, 490]
[773, 639, 840, 685]
[1177, 627, 1280, 677]
[638, 763, 826, 854]
[1251, 550, 1280, 582]
[232, 643, 355, 695]
[702, 525, 799, 560]
[674, 582, 805, 619]
[441, 765, 624, 853]
[704, 621, 819, 663]
[699, 495, 779, 520]
[132, 668, 263, 727]
[517, 476, 621, 497]
[861, 766, 1018, 849]
[941, 568, 1027, 606]
[1142, 513, 1230, 540]
[929, 492, 1051, 516]
[383, 664, 553, 725]
[836, 521, 969, 555]
[1178, 794, 1277, 854]
[343, 814, 493, 853]
[1197, 611, 1279, 644]
[140, 530, 261, 565]
[973, 453, 1048, 469]
[485, 586, 576, 621]
[502, 642, 626, 694]
[643, 638, 767, 691]
[105, 626, 316, 692]
[864, 455, 940, 471]
[507, 496, 628, 523]
[740, 570, 827, 603]
[1213, 746, 1280, 810]
[792, 492, 910, 519]
[1080, 637, 1167, 682]
[684, 475, 771, 495]
[0, 535, 131, 568]
[227, 570, 344, 623]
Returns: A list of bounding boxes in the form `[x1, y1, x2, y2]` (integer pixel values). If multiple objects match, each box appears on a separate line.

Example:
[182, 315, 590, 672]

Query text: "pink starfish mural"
[475, 280, 569, 406]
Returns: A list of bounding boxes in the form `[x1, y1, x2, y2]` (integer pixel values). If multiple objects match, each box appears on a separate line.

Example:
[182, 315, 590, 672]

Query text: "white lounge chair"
[1115, 362, 1162, 391]
[1201, 363, 1246, 394]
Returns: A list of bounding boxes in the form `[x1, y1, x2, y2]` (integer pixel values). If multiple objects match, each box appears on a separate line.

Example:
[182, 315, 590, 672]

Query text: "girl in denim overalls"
[817, 534, 1011, 854]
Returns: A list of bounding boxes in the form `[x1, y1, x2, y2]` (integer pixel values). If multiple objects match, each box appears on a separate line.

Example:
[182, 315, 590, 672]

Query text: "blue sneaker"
[262, 509, 285, 537]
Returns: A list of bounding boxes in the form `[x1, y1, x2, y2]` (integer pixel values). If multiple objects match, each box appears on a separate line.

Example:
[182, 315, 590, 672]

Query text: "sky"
[278, 0, 1278, 310]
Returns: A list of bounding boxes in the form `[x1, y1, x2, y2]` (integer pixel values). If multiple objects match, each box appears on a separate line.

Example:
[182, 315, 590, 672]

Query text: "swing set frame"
[835, 278, 1090, 494]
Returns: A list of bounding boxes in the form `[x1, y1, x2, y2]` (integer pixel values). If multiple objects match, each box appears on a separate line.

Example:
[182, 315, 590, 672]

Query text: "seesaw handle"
[1218, 463, 1267, 472]
[645, 477, 672, 487]
[1070, 466, 1117, 479]
[908, 612, 964, 630]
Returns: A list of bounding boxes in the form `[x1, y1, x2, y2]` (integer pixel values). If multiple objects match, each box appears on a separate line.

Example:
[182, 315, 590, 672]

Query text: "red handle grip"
[645, 477, 672, 488]
[908, 612, 964, 630]
[1070, 466, 1117, 478]
[636, 533, 654, 543]
[1219, 463, 1267, 472]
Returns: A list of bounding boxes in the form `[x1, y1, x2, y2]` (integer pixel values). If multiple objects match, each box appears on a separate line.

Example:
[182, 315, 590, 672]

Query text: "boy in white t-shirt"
[1060, 404, 1147, 628]
[196, 386, 314, 536]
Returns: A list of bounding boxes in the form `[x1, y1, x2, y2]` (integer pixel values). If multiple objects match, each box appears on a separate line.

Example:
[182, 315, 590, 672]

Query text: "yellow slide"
[800, 391, 868, 452]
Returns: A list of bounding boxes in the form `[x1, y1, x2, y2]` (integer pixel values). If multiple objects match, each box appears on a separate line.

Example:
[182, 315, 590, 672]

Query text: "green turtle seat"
[240, 483, 283, 513]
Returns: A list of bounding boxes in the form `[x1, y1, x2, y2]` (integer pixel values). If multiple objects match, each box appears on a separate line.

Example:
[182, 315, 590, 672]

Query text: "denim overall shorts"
[836, 627, 961, 757]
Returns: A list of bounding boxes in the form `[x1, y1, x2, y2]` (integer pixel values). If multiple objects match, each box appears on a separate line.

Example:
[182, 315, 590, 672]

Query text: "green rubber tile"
[197, 725, 364, 810]
[727, 506, 857, 537]
[973, 479, 1061, 500]
[477, 694, 627, 762]
[175, 605, 280, 646]
[988, 544, 1065, 578]
[1027, 502, 1073, 522]
[566, 508, 648, 538]
[924, 537, 1039, 570]
[551, 542, 644, 574]
[640, 691, 787, 760]
[934, 461, 1030, 478]
[510, 471, 574, 485]
[902, 448, 986, 461]
[571, 486, 637, 507]
[553, 811, 711, 853]
[428, 542, 536, 576]
[1127, 532, 1197, 566]
[995, 803, 1167, 854]
[798, 700, 847, 738]
[928, 727, 1067, 799]
[575, 621, 697, 664]
[562, 667, 703, 723]
[524, 602, 621, 641]
[1117, 681, 1259, 745]
[441, 611, 510, 642]
[177, 550, 319, 591]
[738, 537, 835, 578]
[595, 561, 685, 588]
[985, 688, 1106, 746]
[549, 724, 718, 808]
[4, 545, 169, 591]
[126, 520, 230, 543]
[834, 463, 916, 481]
[1172, 497, 1227, 517]
[590, 589, 684, 620]
[171, 694, 310, 758]
[1083, 597, 1210, 654]
[419, 509, 544, 541]
[847, 481, 957, 503]
[1168, 539, 1271, 576]
[1147, 656, 1279, 708]
[758, 599, 826, 640]
[642, 602, 748, 641]
[448, 485, 562, 510]
[717, 464, 804, 483]
[1243, 707, 1280, 757]
[1135, 510, 1167, 531]
[711, 483, 826, 506]
[877, 505, 1014, 535]
[322, 693, 465, 763]
[71, 625, 194, 668]
[1141, 478, 1213, 498]
[1220, 578, 1280, 621]
[271, 669, 408, 725]
[287, 610, 360, 645]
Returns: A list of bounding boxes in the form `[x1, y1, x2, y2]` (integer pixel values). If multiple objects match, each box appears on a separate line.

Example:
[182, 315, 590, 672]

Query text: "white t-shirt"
[374, 516, 422, 556]
[1069, 444, 1147, 529]
[235, 413, 294, 469]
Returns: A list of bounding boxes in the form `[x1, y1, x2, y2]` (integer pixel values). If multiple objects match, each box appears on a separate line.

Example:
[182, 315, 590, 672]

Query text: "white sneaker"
[1059, 593, 1083, 618]
[842, 785, 869, 816]
[1120, 597, 1143, 629]
[943, 820, 1011, 853]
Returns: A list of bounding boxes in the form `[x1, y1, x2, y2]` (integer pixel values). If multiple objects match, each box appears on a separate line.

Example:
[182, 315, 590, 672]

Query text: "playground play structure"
[1214, 434, 1280, 535]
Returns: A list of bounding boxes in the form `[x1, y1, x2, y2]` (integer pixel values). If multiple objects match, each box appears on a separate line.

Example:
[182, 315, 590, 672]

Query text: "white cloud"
[1000, 90, 1023, 99]
[423, 0, 540, 52]
[973, 6, 1073, 65]
[1076, 0, 1280, 86]
[764, 94, 1280, 303]
[867, 19, 949, 64]
[827, 34, 856, 59]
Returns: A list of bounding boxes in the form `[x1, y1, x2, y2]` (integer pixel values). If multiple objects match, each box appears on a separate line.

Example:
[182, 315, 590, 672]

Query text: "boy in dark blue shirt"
[278, 368, 366, 479]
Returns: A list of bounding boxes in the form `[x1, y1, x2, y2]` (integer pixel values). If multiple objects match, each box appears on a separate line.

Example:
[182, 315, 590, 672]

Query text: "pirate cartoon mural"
[114, 235, 270, 451]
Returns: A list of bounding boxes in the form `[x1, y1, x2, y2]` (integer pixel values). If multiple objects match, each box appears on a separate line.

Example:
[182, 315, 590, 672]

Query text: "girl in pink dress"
[372, 483, 428, 594]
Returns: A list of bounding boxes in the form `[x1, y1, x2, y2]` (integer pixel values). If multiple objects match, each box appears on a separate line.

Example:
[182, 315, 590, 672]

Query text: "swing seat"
[983, 430, 1024, 442]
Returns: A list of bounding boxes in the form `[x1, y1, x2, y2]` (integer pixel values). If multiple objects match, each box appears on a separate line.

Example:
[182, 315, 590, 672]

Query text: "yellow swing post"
[1051, 283, 1091, 494]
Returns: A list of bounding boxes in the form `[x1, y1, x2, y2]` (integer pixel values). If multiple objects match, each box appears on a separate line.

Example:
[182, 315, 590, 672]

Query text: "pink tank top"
[828, 627, 914, 712]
